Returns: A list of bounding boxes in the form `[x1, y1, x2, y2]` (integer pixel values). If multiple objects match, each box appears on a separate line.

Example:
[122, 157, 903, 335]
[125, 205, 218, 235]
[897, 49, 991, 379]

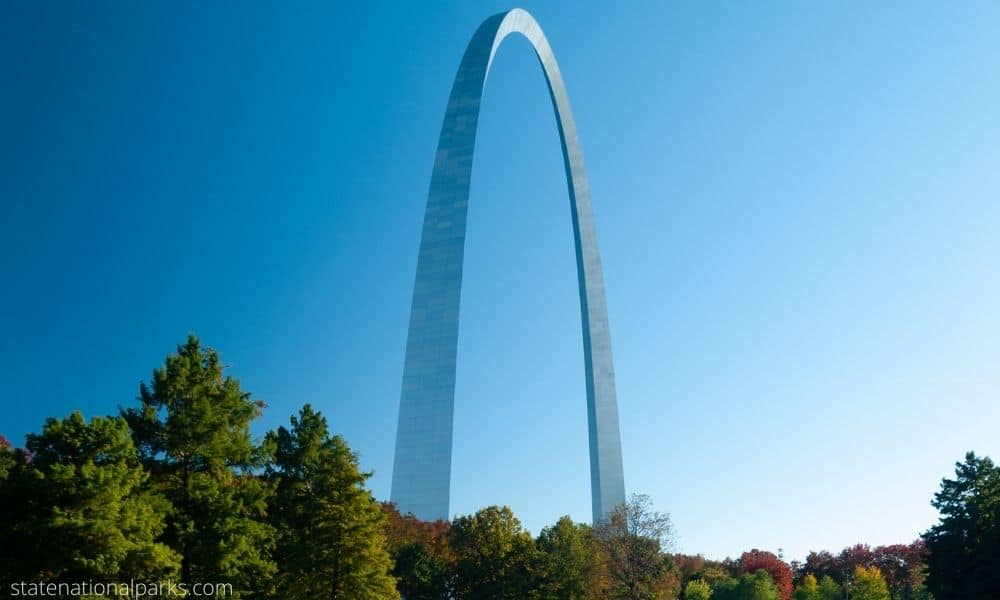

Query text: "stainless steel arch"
[391, 8, 625, 524]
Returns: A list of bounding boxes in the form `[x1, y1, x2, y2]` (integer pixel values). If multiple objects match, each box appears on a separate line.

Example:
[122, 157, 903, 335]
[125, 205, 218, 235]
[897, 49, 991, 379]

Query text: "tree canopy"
[536, 515, 605, 599]
[122, 335, 275, 597]
[595, 493, 679, 599]
[6, 413, 179, 585]
[923, 451, 1000, 599]
[738, 550, 792, 600]
[850, 565, 890, 600]
[0, 334, 989, 600]
[450, 505, 540, 599]
[267, 404, 398, 599]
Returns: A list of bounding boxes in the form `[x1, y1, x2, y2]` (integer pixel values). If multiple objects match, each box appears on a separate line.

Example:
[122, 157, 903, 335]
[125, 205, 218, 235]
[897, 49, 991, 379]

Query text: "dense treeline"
[1, 336, 396, 600]
[0, 336, 998, 599]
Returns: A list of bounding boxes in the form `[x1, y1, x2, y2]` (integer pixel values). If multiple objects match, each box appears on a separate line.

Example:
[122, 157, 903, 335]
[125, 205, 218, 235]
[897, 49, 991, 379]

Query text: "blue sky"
[2, 1, 998, 562]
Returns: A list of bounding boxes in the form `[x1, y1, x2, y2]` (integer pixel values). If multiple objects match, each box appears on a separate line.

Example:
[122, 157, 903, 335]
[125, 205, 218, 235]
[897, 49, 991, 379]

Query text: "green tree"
[695, 563, 737, 587]
[922, 451, 1000, 599]
[738, 570, 781, 600]
[685, 578, 713, 600]
[817, 575, 842, 600]
[266, 404, 398, 599]
[392, 542, 451, 599]
[595, 493, 677, 599]
[5, 413, 179, 585]
[713, 571, 780, 600]
[794, 574, 821, 600]
[850, 566, 890, 600]
[122, 335, 275, 597]
[536, 516, 605, 599]
[450, 505, 539, 599]
[711, 577, 740, 600]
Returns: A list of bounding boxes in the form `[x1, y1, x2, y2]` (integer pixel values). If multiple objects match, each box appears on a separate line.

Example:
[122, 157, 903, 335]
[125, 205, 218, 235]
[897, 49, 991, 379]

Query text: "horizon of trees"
[0, 335, 997, 599]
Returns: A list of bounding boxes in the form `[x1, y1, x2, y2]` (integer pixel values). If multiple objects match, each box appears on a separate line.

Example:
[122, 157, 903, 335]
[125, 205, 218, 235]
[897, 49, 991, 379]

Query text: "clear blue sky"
[2, 1, 998, 562]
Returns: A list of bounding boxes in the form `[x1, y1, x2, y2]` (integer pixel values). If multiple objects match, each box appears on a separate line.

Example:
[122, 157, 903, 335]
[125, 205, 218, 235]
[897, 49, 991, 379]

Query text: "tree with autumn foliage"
[595, 493, 679, 600]
[739, 549, 793, 600]
[799, 541, 929, 599]
[800, 551, 839, 583]
[872, 542, 929, 599]
[691, 560, 737, 588]
[838, 544, 875, 582]
[675, 554, 733, 587]
[850, 565, 890, 600]
[382, 503, 454, 599]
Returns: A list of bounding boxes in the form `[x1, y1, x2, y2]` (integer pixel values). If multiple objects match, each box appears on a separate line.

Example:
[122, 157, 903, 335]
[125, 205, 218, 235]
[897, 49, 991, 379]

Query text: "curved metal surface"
[391, 8, 625, 524]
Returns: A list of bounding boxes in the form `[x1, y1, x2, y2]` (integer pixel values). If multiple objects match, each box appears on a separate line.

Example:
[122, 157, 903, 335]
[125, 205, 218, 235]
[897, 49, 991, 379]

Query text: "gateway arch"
[391, 8, 625, 524]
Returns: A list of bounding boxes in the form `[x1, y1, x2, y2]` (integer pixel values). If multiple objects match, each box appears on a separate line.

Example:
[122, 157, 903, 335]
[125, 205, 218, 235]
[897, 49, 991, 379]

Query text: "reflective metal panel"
[391, 8, 625, 524]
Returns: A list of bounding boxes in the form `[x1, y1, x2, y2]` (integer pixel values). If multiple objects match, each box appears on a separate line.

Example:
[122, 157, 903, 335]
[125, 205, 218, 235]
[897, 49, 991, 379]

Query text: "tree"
[5, 413, 179, 584]
[122, 335, 275, 597]
[713, 571, 780, 600]
[711, 577, 740, 600]
[817, 575, 842, 600]
[0, 435, 14, 480]
[871, 541, 929, 600]
[739, 571, 782, 600]
[801, 552, 840, 586]
[799, 541, 931, 600]
[675, 554, 707, 584]
[595, 493, 677, 599]
[267, 404, 398, 599]
[838, 545, 875, 582]
[850, 566, 890, 600]
[449, 506, 539, 599]
[685, 578, 713, 600]
[536, 516, 605, 599]
[0, 433, 26, 581]
[695, 562, 737, 587]
[794, 574, 821, 600]
[392, 542, 452, 600]
[383, 503, 453, 599]
[923, 451, 1000, 599]
[739, 550, 793, 600]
